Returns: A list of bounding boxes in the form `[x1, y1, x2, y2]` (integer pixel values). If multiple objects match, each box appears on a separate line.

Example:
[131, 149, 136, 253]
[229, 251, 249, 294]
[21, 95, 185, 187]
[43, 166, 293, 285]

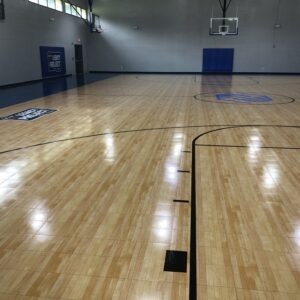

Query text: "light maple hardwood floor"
[0, 74, 299, 299]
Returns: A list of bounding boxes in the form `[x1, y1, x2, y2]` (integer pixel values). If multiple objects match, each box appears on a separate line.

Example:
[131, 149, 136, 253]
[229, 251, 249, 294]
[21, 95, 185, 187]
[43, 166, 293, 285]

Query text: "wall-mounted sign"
[40, 46, 66, 77]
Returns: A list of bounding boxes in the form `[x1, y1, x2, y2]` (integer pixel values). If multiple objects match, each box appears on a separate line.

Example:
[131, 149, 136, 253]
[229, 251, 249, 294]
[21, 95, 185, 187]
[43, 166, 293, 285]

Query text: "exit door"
[74, 44, 84, 74]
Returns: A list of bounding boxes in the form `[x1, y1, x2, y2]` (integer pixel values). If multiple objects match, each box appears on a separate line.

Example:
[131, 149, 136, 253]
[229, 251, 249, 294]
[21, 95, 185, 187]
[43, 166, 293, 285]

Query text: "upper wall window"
[47, 0, 56, 10]
[81, 9, 87, 20]
[55, 0, 63, 11]
[29, 1, 86, 18]
[64, 2, 71, 14]
[29, 0, 63, 12]
[38, 0, 48, 7]
[65, 2, 86, 19]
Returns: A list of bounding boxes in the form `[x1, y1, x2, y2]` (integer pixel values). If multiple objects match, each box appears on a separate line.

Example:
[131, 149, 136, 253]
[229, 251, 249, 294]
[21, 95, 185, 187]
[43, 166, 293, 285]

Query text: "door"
[74, 44, 84, 74]
[0, 0, 5, 20]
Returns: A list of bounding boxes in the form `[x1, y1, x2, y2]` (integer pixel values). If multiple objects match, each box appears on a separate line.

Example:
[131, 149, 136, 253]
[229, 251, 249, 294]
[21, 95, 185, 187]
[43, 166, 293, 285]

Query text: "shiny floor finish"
[0, 73, 116, 108]
[0, 74, 299, 299]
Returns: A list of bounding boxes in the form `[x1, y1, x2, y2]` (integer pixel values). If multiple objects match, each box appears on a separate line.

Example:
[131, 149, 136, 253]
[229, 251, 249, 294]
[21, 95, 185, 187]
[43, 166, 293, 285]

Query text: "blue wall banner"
[40, 46, 66, 77]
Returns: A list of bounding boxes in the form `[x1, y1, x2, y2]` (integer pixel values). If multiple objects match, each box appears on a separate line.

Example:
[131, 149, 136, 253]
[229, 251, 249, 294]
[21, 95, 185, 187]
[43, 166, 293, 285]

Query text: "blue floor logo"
[216, 93, 272, 103]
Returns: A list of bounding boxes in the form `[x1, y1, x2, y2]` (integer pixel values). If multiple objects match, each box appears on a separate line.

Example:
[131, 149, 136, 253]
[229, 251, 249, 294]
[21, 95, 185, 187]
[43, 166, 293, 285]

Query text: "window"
[29, 0, 64, 13]
[64, 2, 71, 14]
[71, 6, 77, 16]
[55, 0, 63, 12]
[81, 9, 86, 20]
[29, 1, 87, 19]
[39, 0, 48, 7]
[47, 0, 55, 9]
[65, 2, 86, 19]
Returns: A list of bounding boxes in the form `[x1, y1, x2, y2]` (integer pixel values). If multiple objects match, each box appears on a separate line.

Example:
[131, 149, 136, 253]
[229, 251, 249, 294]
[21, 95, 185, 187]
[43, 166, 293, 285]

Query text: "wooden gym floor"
[0, 74, 299, 299]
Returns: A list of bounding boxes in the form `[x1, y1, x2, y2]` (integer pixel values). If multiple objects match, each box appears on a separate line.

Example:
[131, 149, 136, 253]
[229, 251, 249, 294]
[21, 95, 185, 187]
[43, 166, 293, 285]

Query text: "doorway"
[74, 44, 84, 74]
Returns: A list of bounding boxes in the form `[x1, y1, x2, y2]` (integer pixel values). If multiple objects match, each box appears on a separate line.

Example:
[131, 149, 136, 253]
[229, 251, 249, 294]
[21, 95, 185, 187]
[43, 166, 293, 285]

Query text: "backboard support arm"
[64, 0, 90, 27]
[218, 0, 233, 24]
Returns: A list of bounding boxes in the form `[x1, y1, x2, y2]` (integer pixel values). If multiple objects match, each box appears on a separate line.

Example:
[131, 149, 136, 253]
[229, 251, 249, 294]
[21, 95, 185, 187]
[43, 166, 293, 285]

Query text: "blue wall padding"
[202, 48, 234, 73]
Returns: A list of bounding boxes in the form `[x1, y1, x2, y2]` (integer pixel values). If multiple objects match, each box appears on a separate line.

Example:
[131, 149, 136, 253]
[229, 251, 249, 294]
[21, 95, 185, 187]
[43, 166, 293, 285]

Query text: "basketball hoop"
[209, 0, 239, 36]
[209, 17, 238, 36]
[91, 26, 103, 33]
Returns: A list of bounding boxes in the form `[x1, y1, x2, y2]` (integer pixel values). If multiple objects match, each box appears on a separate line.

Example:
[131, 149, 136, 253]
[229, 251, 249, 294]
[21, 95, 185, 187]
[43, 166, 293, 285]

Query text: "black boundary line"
[189, 125, 300, 300]
[134, 74, 268, 88]
[73, 92, 195, 99]
[0, 74, 72, 89]
[197, 83, 259, 87]
[0, 125, 214, 154]
[182, 150, 192, 153]
[246, 76, 261, 85]
[178, 170, 190, 173]
[196, 144, 300, 150]
[135, 74, 259, 87]
[0, 124, 244, 155]
[90, 71, 300, 75]
[193, 92, 296, 105]
[194, 75, 260, 87]
[0, 75, 117, 109]
[173, 200, 190, 203]
[1, 124, 298, 155]
[0, 123, 300, 298]
[134, 74, 300, 88]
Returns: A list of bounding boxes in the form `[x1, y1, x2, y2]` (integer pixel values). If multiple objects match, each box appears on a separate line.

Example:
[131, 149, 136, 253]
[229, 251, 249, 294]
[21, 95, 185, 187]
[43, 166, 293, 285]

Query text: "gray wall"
[1, 0, 300, 85]
[88, 0, 300, 73]
[0, 0, 89, 86]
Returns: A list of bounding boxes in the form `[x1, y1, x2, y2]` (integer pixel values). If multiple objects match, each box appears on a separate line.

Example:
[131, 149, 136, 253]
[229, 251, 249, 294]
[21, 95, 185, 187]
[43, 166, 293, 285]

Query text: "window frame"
[28, 0, 88, 20]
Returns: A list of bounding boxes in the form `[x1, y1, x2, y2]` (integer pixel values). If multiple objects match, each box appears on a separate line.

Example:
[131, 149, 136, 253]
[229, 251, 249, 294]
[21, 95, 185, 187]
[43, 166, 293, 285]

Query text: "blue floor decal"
[216, 93, 272, 103]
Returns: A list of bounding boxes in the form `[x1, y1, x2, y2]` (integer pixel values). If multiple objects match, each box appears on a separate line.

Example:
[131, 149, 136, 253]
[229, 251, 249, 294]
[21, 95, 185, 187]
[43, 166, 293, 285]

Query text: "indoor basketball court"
[0, 1, 299, 300]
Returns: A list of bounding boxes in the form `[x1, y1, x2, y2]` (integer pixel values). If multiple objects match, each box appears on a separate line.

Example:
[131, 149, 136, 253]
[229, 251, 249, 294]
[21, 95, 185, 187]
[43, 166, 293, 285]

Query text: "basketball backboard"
[91, 14, 103, 33]
[210, 17, 238, 36]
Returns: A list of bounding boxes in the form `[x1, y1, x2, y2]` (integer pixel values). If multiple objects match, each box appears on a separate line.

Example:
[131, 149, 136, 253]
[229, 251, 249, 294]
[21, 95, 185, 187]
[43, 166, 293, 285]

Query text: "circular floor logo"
[216, 93, 272, 103]
[194, 92, 295, 105]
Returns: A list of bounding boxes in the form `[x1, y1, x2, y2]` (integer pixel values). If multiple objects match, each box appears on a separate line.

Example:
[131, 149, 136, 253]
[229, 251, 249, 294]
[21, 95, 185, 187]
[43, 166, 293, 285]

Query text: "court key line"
[189, 125, 300, 300]
[1, 124, 299, 155]
[0, 124, 299, 300]
[196, 144, 300, 150]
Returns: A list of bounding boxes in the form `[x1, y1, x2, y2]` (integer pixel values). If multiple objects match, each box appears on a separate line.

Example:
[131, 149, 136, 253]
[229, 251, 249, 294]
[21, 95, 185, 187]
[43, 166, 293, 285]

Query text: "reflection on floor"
[0, 73, 115, 108]
[0, 74, 299, 299]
